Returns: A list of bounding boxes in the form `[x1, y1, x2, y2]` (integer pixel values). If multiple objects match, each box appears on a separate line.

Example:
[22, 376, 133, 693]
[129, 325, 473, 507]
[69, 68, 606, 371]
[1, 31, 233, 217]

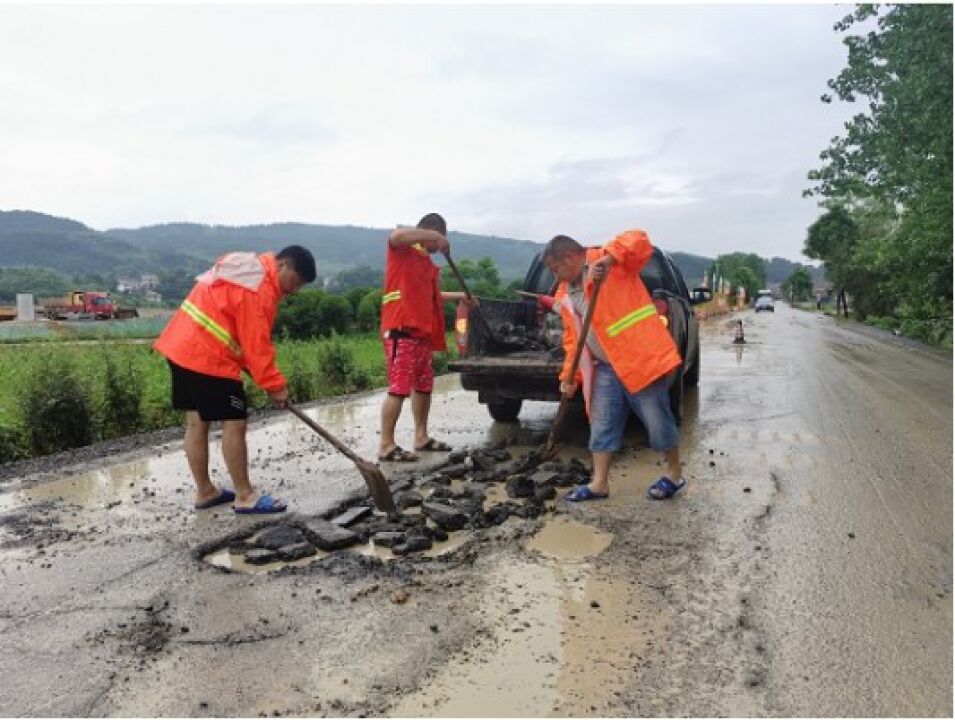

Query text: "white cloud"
[0, 3, 852, 260]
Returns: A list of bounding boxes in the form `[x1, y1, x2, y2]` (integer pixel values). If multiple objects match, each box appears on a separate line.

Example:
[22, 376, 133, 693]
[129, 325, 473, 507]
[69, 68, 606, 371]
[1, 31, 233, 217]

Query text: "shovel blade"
[357, 460, 397, 514]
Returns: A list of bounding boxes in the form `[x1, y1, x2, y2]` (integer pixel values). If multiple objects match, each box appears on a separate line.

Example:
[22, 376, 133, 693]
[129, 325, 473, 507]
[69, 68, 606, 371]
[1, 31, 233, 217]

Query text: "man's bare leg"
[220, 419, 258, 507]
[664, 446, 681, 482]
[411, 390, 432, 450]
[379, 393, 406, 457]
[589, 451, 613, 495]
[185, 412, 220, 506]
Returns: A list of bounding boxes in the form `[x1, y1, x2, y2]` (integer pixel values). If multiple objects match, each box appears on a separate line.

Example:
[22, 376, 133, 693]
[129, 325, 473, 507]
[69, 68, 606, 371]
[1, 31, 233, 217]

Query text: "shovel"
[287, 402, 397, 514]
[441, 249, 497, 339]
[541, 275, 604, 460]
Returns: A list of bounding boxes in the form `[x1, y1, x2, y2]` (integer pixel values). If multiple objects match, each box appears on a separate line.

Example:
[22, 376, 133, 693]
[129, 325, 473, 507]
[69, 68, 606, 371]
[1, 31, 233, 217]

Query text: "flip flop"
[414, 438, 453, 452]
[647, 476, 687, 500]
[564, 486, 609, 502]
[378, 445, 419, 463]
[194, 488, 235, 510]
[233, 494, 287, 514]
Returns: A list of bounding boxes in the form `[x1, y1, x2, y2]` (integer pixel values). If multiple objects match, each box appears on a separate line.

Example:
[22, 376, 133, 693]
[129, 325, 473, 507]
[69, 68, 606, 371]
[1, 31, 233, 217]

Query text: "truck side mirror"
[690, 287, 712, 305]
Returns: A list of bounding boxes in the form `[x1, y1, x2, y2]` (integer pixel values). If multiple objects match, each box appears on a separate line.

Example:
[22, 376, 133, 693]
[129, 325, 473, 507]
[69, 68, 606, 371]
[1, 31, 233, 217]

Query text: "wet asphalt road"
[0, 304, 950, 717]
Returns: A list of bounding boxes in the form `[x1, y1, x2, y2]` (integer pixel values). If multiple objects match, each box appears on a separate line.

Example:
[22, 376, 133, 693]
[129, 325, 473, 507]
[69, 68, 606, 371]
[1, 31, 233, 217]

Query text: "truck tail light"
[455, 305, 469, 356]
[652, 298, 669, 327]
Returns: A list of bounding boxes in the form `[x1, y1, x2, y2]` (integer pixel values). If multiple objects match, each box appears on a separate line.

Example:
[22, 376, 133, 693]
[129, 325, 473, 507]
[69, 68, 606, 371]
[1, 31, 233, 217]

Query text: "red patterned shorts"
[384, 334, 434, 396]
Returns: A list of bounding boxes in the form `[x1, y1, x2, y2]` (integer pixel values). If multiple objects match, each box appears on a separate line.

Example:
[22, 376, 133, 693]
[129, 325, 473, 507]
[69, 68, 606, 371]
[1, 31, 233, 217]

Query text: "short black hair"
[542, 234, 584, 262]
[276, 245, 317, 283]
[417, 212, 447, 235]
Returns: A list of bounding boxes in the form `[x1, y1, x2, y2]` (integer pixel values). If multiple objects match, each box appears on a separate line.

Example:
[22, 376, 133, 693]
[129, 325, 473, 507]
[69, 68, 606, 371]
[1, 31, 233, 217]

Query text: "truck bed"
[449, 297, 566, 404]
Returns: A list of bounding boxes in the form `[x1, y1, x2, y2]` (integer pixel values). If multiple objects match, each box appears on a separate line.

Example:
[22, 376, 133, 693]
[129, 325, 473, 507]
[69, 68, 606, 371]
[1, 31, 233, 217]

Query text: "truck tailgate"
[449, 352, 560, 376]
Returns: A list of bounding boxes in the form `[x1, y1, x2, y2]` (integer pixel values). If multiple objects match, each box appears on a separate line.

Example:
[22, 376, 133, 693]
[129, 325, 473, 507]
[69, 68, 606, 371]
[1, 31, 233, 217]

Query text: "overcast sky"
[0, 3, 855, 261]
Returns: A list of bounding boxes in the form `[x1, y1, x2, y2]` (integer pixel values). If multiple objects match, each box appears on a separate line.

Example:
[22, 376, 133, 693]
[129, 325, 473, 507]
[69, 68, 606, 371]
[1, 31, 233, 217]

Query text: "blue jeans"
[589, 363, 680, 453]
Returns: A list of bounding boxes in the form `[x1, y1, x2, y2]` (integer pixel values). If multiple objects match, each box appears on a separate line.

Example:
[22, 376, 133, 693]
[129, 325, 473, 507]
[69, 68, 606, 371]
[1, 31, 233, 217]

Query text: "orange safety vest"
[379, 241, 447, 351]
[556, 230, 681, 414]
[153, 252, 286, 392]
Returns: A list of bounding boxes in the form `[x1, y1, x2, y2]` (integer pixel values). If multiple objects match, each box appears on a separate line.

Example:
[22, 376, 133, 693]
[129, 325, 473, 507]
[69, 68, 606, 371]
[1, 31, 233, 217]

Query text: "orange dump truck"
[41, 291, 137, 320]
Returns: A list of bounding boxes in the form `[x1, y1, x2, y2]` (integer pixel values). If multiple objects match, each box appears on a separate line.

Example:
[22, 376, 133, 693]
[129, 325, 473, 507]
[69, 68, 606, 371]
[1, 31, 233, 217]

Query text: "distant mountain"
[0, 209, 821, 291]
[668, 251, 711, 287]
[0, 210, 204, 277]
[104, 222, 544, 281]
[0, 211, 544, 282]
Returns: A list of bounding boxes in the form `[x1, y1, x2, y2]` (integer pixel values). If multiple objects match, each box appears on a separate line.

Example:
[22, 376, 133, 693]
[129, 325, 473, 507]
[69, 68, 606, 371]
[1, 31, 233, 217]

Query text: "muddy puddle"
[525, 515, 613, 561]
[391, 515, 645, 717]
[0, 458, 184, 514]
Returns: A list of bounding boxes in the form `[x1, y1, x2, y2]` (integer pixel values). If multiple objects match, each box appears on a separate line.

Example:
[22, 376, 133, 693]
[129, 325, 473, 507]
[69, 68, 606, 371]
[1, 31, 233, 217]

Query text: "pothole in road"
[525, 515, 613, 561]
[393, 518, 627, 717]
[198, 444, 594, 575]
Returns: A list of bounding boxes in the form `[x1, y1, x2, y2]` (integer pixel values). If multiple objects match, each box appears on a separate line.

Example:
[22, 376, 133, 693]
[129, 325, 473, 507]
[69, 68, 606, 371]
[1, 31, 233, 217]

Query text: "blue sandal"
[194, 488, 235, 510]
[564, 486, 609, 502]
[233, 494, 287, 514]
[647, 476, 687, 500]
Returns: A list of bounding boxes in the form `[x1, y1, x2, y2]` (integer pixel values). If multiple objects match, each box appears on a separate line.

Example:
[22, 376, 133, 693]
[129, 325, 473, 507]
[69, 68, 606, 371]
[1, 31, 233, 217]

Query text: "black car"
[449, 247, 711, 422]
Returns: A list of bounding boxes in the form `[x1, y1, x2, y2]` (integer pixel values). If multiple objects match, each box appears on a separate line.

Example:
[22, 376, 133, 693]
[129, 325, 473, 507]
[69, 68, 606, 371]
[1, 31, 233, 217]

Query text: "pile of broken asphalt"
[206, 443, 592, 566]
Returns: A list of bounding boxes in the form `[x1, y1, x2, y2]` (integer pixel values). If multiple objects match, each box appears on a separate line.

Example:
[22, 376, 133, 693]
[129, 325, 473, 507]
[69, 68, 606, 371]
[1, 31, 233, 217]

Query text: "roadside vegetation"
[804, 4, 952, 348]
[0, 334, 457, 464]
[0, 256, 517, 463]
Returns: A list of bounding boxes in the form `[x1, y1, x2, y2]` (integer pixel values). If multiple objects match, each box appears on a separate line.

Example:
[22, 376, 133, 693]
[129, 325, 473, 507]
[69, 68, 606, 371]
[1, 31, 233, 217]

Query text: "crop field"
[0, 332, 456, 462]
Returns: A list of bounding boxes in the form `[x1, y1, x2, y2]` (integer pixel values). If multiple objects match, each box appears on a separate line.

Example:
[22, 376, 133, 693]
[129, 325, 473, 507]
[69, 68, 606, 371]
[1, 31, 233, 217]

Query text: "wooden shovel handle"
[545, 275, 604, 451]
[441, 249, 496, 338]
[565, 275, 604, 381]
[287, 402, 363, 465]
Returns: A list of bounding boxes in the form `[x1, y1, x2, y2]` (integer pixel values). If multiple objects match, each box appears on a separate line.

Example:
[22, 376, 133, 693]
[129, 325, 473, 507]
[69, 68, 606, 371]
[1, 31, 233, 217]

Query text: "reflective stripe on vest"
[381, 290, 401, 305]
[606, 303, 658, 338]
[180, 300, 241, 356]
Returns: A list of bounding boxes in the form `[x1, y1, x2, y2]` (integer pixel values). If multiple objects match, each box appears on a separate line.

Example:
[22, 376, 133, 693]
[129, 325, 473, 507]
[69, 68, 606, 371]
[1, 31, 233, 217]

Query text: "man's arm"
[234, 291, 286, 402]
[389, 227, 449, 253]
[440, 290, 480, 309]
[557, 302, 582, 394]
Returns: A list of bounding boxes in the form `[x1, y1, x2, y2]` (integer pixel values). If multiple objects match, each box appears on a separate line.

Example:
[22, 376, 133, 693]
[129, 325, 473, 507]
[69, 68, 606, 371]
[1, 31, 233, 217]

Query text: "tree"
[315, 295, 353, 337]
[805, 206, 857, 318]
[275, 289, 326, 339]
[806, 4, 952, 342]
[344, 286, 372, 313]
[157, 270, 197, 304]
[710, 253, 766, 300]
[439, 256, 510, 299]
[332, 265, 384, 292]
[356, 290, 382, 332]
[782, 268, 814, 303]
[0, 267, 70, 301]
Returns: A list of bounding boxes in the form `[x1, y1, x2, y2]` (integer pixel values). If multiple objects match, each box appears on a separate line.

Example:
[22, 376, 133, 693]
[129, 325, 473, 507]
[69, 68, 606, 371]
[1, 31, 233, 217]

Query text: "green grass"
[0, 331, 459, 461]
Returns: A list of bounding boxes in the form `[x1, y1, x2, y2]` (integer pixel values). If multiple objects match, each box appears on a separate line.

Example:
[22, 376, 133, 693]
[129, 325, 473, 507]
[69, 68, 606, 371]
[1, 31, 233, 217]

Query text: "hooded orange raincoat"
[154, 252, 286, 392]
[555, 229, 682, 415]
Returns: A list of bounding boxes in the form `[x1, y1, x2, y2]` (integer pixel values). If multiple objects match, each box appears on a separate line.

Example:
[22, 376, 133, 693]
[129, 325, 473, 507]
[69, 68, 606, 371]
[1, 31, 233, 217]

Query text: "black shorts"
[168, 361, 248, 421]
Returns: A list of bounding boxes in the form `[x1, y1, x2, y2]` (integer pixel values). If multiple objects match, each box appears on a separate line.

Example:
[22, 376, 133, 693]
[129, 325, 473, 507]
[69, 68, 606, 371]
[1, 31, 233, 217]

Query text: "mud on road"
[0, 306, 951, 717]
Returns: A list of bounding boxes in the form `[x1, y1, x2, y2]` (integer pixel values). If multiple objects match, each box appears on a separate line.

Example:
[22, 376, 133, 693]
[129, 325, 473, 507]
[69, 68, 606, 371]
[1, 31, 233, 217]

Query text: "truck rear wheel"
[684, 352, 699, 387]
[669, 371, 684, 425]
[487, 399, 522, 422]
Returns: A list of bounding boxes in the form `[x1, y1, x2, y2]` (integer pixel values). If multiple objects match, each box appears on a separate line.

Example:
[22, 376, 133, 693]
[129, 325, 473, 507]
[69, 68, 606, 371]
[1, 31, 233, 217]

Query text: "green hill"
[103, 222, 544, 280]
[0, 210, 204, 277]
[0, 209, 821, 295]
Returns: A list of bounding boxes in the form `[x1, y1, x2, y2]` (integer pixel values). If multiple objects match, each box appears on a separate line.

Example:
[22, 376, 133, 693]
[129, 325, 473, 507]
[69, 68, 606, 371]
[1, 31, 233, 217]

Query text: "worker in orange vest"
[378, 213, 476, 462]
[154, 246, 316, 514]
[543, 231, 687, 501]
